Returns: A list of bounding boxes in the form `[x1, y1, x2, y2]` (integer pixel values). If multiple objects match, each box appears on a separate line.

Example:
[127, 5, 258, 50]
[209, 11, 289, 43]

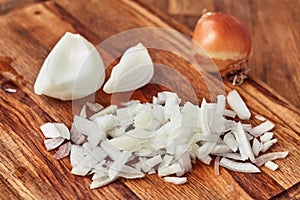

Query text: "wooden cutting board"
[0, 1, 299, 199]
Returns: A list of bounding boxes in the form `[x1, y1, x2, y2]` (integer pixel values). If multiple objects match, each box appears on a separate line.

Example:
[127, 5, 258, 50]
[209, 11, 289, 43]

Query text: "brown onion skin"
[192, 12, 252, 83]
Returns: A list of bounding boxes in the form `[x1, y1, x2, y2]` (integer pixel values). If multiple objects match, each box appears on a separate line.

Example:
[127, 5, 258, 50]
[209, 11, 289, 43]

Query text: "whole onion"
[193, 12, 252, 85]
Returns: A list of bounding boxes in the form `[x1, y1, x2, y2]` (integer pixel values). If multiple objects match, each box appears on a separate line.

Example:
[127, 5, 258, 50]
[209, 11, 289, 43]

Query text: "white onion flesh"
[255, 152, 289, 167]
[40, 90, 288, 189]
[4, 88, 17, 93]
[214, 156, 221, 175]
[227, 90, 251, 120]
[224, 109, 237, 118]
[34, 32, 105, 100]
[44, 137, 65, 151]
[250, 121, 275, 137]
[86, 102, 104, 113]
[252, 138, 262, 157]
[260, 132, 274, 143]
[119, 165, 145, 178]
[40, 123, 70, 139]
[79, 105, 87, 118]
[53, 142, 71, 160]
[215, 153, 247, 161]
[264, 161, 278, 171]
[141, 155, 162, 172]
[220, 158, 260, 173]
[261, 139, 278, 153]
[233, 122, 256, 163]
[255, 115, 266, 121]
[108, 151, 132, 180]
[164, 177, 187, 185]
[223, 132, 238, 152]
[158, 163, 182, 177]
[90, 105, 118, 120]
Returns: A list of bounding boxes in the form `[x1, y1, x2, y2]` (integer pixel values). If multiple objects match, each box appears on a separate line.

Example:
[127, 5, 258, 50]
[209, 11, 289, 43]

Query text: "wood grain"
[0, 0, 299, 199]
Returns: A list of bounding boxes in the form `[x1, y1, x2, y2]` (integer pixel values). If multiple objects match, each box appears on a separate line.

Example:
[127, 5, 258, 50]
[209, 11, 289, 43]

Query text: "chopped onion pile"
[40, 90, 288, 189]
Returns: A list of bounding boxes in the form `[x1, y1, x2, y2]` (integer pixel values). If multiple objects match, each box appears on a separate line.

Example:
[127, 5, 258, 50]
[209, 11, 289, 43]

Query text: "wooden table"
[0, 0, 299, 199]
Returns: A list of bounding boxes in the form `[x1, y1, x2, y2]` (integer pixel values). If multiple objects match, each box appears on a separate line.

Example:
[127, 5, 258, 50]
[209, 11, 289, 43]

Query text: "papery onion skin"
[193, 12, 252, 85]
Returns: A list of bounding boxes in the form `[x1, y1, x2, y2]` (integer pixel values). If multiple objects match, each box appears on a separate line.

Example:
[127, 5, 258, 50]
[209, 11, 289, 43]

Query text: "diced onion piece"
[223, 132, 238, 152]
[177, 151, 192, 173]
[100, 139, 122, 161]
[108, 150, 132, 180]
[195, 134, 219, 143]
[261, 139, 278, 153]
[40, 123, 70, 139]
[264, 161, 278, 171]
[197, 141, 217, 158]
[88, 146, 108, 162]
[134, 109, 160, 131]
[152, 105, 167, 124]
[70, 145, 84, 167]
[164, 177, 187, 185]
[71, 161, 96, 176]
[86, 102, 104, 113]
[70, 124, 86, 145]
[158, 162, 182, 177]
[233, 122, 256, 163]
[73, 116, 105, 146]
[200, 98, 211, 135]
[79, 105, 87, 118]
[241, 124, 252, 132]
[224, 109, 237, 118]
[4, 88, 17, 93]
[54, 142, 71, 159]
[158, 155, 174, 170]
[141, 155, 162, 172]
[94, 114, 117, 131]
[120, 100, 140, 107]
[220, 157, 260, 173]
[255, 151, 289, 166]
[224, 119, 236, 131]
[227, 90, 251, 120]
[252, 138, 262, 157]
[90, 105, 118, 120]
[250, 121, 275, 137]
[90, 177, 115, 189]
[119, 165, 145, 179]
[109, 134, 141, 151]
[255, 115, 266, 121]
[210, 144, 233, 154]
[44, 137, 65, 151]
[148, 168, 156, 174]
[246, 132, 254, 141]
[216, 95, 226, 115]
[260, 132, 274, 143]
[214, 156, 221, 175]
[198, 155, 212, 165]
[215, 153, 247, 161]
[92, 168, 108, 181]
